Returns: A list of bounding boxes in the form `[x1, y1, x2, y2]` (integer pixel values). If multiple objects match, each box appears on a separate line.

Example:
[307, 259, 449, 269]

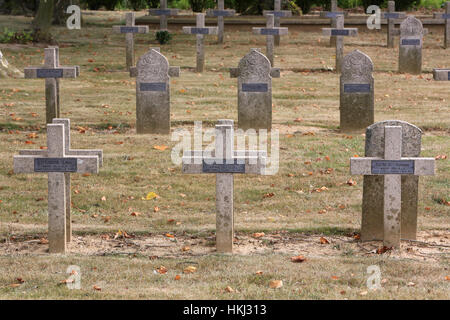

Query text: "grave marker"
[351, 125, 435, 248]
[433, 68, 450, 80]
[182, 13, 218, 73]
[433, 2, 450, 48]
[340, 50, 374, 131]
[263, 0, 292, 46]
[399, 16, 424, 75]
[253, 14, 288, 66]
[230, 49, 280, 130]
[149, 0, 179, 31]
[24, 47, 79, 124]
[382, 1, 406, 48]
[182, 119, 266, 253]
[113, 12, 149, 71]
[129, 48, 180, 134]
[14, 119, 102, 253]
[320, 0, 346, 47]
[206, 0, 236, 44]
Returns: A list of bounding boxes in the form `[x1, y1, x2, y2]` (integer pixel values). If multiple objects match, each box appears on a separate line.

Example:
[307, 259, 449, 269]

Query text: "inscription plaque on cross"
[149, 0, 179, 31]
[433, 68, 450, 80]
[14, 119, 102, 253]
[322, 15, 358, 73]
[253, 14, 288, 67]
[383, 1, 406, 48]
[206, 0, 236, 44]
[24, 47, 79, 124]
[182, 120, 266, 253]
[113, 12, 149, 71]
[350, 126, 435, 248]
[320, 0, 346, 47]
[263, 0, 292, 46]
[182, 13, 218, 73]
[433, 2, 450, 48]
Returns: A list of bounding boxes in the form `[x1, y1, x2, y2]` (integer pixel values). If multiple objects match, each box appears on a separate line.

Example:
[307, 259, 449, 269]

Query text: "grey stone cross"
[351, 125, 435, 248]
[383, 1, 406, 48]
[320, 0, 346, 47]
[263, 0, 292, 46]
[182, 13, 218, 73]
[433, 2, 450, 48]
[113, 12, 149, 71]
[149, 0, 179, 31]
[14, 119, 102, 253]
[182, 119, 266, 253]
[322, 15, 358, 73]
[253, 14, 288, 67]
[433, 68, 450, 80]
[206, 0, 236, 44]
[129, 48, 180, 134]
[24, 47, 79, 124]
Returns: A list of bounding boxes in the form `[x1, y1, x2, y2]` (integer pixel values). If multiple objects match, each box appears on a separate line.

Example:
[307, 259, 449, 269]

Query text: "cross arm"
[24, 66, 78, 79]
[13, 155, 99, 174]
[319, 11, 347, 18]
[183, 27, 219, 35]
[252, 27, 289, 36]
[19, 149, 103, 167]
[322, 28, 358, 36]
[382, 12, 406, 19]
[433, 13, 450, 19]
[182, 156, 266, 175]
[149, 9, 179, 16]
[263, 10, 292, 18]
[112, 25, 149, 34]
[206, 9, 236, 17]
[350, 157, 435, 176]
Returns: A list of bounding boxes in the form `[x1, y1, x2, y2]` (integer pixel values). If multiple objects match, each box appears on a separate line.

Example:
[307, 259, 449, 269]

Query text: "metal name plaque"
[151, 9, 171, 15]
[190, 28, 209, 34]
[212, 10, 234, 16]
[371, 160, 415, 175]
[120, 26, 139, 33]
[261, 28, 280, 35]
[34, 158, 78, 173]
[326, 12, 343, 18]
[202, 159, 245, 173]
[383, 13, 400, 19]
[344, 84, 371, 93]
[37, 68, 63, 78]
[401, 39, 421, 46]
[140, 82, 167, 92]
[268, 11, 290, 17]
[331, 29, 349, 36]
[442, 14, 450, 19]
[242, 83, 269, 92]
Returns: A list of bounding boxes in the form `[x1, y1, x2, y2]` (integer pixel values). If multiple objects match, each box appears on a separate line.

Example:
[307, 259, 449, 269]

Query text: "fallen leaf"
[255, 271, 263, 275]
[156, 266, 168, 274]
[407, 282, 416, 287]
[319, 237, 330, 244]
[331, 276, 339, 280]
[182, 246, 190, 252]
[252, 232, 265, 238]
[145, 192, 159, 200]
[153, 145, 169, 151]
[183, 266, 197, 274]
[165, 233, 175, 238]
[9, 283, 21, 288]
[174, 275, 181, 280]
[101, 196, 106, 201]
[39, 238, 49, 244]
[269, 280, 283, 289]
[225, 286, 234, 293]
[93, 285, 101, 291]
[346, 179, 357, 186]
[291, 255, 307, 263]
[130, 212, 141, 217]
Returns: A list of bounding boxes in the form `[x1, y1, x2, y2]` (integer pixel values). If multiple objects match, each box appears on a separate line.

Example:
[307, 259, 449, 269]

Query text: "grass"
[0, 11, 449, 299]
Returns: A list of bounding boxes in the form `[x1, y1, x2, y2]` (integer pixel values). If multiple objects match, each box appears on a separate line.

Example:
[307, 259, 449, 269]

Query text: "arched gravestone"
[230, 49, 280, 131]
[361, 120, 423, 241]
[399, 16, 424, 74]
[340, 50, 374, 131]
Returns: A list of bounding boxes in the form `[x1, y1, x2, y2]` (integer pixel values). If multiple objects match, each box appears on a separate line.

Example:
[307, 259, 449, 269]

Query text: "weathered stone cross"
[24, 47, 79, 124]
[382, 1, 405, 48]
[253, 14, 288, 67]
[149, 0, 179, 31]
[206, 0, 236, 44]
[113, 12, 149, 71]
[182, 13, 218, 73]
[322, 15, 358, 73]
[182, 120, 266, 253]
[320, 0, 346, 47]
[433, 68, 450, 80]
[350, 126, 435, 248]
[263, 0, 292, 46]
[433, 1, 450, 48]
[14, 119, 102, 254]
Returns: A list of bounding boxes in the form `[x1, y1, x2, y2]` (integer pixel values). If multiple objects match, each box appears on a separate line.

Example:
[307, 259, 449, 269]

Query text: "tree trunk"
[33, 0, 55, 42]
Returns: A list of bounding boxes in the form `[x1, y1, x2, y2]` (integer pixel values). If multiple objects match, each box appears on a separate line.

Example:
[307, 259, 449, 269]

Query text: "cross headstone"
[320, 0, 346, 47]
[182, 119, 266, 253]
[263, 0, 292, 46]
[433, 68, 450, 80]
[340, 50, 374, 131]
[129, 48, 180, 134]
[351, 125, 435, 248]
[149, 0, 179, 31]
[230, 49, 281, 130]
[433, 2, 450, 48]
[182, 13, 218, 73]
[206, 0, 236, 44]
[398, 16, 425, 75]
[383, 1, 406, 48]
[14, 119, 102, 253]
[322, 15, 358, 73]
[252, 14, 288, 66]
[113, 12, 149, 71]
[24, 47, 79, 124]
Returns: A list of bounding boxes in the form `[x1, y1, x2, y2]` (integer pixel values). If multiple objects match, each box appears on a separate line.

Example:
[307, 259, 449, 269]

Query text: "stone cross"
[113, 12, 149, 71]
[340, 50, 374, 131]
[320, 0, 346, 47]
[182, 119, 266, 253]
[383, 1, 405, 48]
[398, 16, 425, 75]
[433, 2, 450, 48]
[129, 48, 180, 134]
[252, 14, 288, 67]
[182, 13, 218, 73]
[14, 119, 102, 253]
[433, 68, 450, 80]
[149, 0, 179, 31]
[359, 121, 425, 242]
[263, 0, 292, 46]
[230, 49, 281, 131]
[24, 47, 79, 124]
[206, 0, 236, 44]
[322, 15, 358, 73]
[351, 125, 435, 248]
